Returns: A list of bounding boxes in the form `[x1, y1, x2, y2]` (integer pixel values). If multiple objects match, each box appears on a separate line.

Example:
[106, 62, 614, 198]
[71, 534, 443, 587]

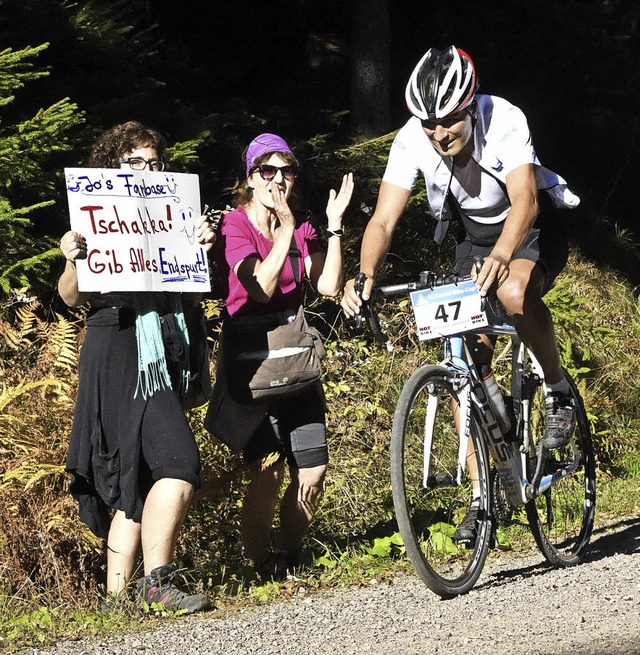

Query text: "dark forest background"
[1, 0, 639, 299]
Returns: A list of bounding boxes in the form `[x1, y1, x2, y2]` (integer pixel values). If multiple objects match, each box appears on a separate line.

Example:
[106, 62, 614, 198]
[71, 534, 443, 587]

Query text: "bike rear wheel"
[525, 373, 596, 565]
[391, 365, 492, 597]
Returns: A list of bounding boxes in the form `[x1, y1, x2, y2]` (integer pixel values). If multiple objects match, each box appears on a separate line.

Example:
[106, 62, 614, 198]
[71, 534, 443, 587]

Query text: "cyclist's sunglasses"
[255, 164, 298, 182]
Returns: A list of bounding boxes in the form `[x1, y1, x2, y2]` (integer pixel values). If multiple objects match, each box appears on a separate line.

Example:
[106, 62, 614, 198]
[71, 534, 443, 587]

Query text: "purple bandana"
[245, 133, 293, 177]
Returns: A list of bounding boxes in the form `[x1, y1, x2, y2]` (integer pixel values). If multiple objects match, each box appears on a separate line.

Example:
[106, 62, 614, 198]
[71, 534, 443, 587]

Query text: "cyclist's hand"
[341, 274, 374, 318]
[472, 254, 510, 297]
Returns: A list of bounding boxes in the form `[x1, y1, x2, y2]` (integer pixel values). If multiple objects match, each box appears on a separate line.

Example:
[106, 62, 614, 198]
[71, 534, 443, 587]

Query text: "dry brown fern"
[37, 312, 79, 373]
[0, 292, 40, 353]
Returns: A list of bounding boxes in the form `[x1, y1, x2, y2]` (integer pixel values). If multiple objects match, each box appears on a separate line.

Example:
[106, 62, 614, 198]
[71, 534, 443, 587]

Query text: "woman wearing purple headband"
[210, 133, 353, 575]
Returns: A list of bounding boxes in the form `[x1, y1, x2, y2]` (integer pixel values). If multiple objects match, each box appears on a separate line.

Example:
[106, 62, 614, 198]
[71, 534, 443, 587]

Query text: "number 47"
[435, 301, 461, 323]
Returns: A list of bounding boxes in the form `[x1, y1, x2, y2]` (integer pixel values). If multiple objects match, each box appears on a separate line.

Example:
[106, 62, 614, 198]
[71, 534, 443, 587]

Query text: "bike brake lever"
[473, 256, 488, 312]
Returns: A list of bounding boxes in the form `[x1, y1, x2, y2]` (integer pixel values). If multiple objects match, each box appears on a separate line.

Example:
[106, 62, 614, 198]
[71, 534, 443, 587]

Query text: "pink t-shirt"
[217, 205, 322, 317]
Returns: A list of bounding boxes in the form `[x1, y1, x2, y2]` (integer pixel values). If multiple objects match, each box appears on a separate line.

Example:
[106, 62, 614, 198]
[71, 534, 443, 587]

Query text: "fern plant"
[0, 290, 101, 618]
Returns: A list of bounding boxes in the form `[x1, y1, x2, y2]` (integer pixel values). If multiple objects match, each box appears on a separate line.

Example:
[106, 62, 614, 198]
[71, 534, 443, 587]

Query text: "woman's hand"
[271, 181, 296, 234]
[58, 230, 92, 306]
[60, 230, 87, 263]
[196, 214, 217, 252]
[326, 172, 354, 228]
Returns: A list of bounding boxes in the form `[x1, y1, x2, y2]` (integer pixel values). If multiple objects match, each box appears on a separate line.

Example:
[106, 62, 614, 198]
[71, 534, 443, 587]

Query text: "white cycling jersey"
[382, 94, 580, 243]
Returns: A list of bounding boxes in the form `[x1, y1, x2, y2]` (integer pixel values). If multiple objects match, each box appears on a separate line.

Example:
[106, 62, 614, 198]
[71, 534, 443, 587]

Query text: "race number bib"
[410, 280, 488, 340]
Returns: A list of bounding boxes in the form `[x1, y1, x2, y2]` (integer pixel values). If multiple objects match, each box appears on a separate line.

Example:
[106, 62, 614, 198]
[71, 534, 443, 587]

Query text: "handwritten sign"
[410, 280, 488, 340]
[64, 168, 210, 293]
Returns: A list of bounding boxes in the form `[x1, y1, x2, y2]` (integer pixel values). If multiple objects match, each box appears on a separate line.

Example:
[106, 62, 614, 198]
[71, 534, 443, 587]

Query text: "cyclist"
[341, 45, 581, 541]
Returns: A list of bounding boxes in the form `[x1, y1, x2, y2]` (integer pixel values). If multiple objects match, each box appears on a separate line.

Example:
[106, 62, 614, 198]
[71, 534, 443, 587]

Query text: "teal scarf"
[133, 294, 191, 400]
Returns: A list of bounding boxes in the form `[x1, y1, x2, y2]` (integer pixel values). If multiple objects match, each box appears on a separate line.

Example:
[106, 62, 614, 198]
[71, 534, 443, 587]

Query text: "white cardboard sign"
[64, 168, 210, 293]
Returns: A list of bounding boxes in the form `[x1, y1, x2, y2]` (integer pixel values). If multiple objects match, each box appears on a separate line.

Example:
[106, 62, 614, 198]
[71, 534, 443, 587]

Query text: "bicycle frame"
[429, 324, 582, 507]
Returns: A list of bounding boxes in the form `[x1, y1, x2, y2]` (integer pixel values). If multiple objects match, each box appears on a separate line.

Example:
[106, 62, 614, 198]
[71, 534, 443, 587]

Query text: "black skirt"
[65, 305, 200, 539]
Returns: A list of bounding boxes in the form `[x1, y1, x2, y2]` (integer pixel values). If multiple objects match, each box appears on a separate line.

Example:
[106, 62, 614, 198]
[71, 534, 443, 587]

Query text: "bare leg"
[279, 464, 327, 554]
[451, 395, 482, 497]
[106, 510, 141, 595]
[241, 462, 286, 565]
[497, 259, 564, 385]
[140, 478, 194, 574]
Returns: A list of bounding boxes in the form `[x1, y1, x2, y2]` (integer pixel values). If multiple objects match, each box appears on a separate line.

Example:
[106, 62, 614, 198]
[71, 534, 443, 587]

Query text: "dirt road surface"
[28, 516, 640, 655]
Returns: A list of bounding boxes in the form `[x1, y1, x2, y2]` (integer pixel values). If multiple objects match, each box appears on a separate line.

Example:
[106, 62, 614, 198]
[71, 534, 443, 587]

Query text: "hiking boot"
[453, 504, 479, 545]
[255, 549, 301, 580]
[542, 392, 576, 450]
[136, 565, 210, 614]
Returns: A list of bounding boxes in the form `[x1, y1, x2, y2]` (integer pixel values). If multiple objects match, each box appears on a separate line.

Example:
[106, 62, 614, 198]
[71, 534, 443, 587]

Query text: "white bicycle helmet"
[405, 45, 478, 120]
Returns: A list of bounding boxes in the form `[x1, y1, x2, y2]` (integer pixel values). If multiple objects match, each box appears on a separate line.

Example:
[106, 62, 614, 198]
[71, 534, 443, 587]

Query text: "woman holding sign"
[206, 133, 353, 577]
[58, 121, 215, 613]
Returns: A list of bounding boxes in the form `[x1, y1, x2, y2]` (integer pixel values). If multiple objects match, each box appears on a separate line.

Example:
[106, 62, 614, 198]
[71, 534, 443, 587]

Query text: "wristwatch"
[327, 228, 345, 238]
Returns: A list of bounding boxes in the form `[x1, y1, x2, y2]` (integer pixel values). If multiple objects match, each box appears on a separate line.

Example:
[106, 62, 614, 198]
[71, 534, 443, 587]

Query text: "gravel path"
[28, 516, 640, 655]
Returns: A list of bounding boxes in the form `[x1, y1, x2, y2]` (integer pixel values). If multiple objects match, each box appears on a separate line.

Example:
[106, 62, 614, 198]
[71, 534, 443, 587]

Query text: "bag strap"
[288, 235, 301, 284]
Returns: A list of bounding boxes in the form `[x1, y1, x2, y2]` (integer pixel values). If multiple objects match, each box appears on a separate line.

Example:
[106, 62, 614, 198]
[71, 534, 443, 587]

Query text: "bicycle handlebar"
[355, 270, 468, 343]
[355, 258, 511, 343]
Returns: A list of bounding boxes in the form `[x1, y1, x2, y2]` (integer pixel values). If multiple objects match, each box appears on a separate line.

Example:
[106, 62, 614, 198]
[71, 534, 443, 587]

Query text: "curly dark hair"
[88, 121, 167, 168]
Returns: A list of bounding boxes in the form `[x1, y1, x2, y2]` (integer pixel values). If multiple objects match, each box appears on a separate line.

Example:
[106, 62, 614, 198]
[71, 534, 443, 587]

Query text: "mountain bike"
[355, 269, 596, 598]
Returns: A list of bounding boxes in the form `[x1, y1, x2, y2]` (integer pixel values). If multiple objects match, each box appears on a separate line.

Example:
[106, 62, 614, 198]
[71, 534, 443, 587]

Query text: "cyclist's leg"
[498, 197, 568, 382]
[455, 244, 497, 525]
[496, 222, 576, 448]
[450, 334, 495, 542]
[496, 258, 565, 384]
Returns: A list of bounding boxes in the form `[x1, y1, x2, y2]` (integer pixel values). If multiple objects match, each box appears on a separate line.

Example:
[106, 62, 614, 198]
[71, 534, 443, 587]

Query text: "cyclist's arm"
[474, 163, 539, 296]
[341, 181, 411, 317]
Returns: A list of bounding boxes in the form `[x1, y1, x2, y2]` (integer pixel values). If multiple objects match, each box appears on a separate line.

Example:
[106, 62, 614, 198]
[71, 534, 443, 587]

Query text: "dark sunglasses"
[255, 164, 298, 182]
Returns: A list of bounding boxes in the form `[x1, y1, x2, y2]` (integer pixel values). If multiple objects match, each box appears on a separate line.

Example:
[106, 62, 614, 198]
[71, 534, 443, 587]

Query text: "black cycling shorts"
[243, 384, 328, 470]
[454, 204, 568, 293]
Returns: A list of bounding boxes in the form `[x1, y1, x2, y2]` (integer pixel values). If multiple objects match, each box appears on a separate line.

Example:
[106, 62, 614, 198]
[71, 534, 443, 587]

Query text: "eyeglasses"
[119, 157, 165, 172]
[255, 164, 298, 182]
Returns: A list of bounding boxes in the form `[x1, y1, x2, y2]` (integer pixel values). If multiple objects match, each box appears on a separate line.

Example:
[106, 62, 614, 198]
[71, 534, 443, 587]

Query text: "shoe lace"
[146, 568, 189, 599]
[460, 504, 479, 527]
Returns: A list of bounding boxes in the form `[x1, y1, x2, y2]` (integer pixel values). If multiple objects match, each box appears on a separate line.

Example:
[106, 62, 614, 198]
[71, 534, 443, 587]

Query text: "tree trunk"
[350, 0, 391, 136]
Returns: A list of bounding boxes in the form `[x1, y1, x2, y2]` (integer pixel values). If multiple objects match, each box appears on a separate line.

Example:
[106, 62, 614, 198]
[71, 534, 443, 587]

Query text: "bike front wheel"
[525, 373, 596, 565]
[391, 365, 492, 597]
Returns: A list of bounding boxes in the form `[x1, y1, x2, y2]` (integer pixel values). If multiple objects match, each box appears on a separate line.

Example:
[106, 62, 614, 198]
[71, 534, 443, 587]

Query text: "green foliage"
[426, 522, 458, 556]
[0, 291, 103, 648]
[167, 134, 212, 172]
[0, 245, 61, 294]
[364, 533, 405, 558]
[3, 99, 83, 193]
[0, 41, 85, 294]
[0, 44, 49, 105]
